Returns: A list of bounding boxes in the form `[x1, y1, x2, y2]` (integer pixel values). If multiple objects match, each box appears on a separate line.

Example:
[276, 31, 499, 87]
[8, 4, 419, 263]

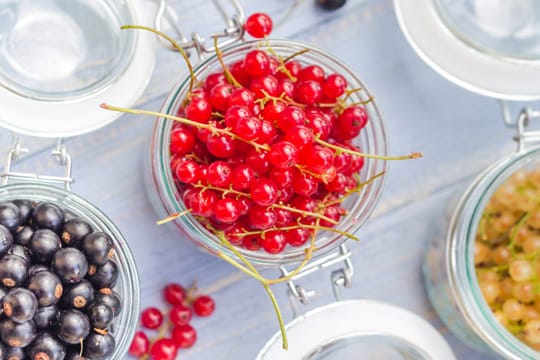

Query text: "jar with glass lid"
[0, 0, 156, 357]
[395, 0, 540, 358]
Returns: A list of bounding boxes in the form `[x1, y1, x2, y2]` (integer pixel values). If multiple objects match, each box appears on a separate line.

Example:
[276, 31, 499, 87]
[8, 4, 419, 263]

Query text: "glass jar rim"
[0, 182, 141, 359]
[450, 147, 540, 359]
[152, 38, 388, 266]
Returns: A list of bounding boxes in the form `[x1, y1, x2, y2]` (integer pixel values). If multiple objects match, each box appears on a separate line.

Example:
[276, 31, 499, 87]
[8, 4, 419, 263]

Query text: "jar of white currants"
[424, 107, 540, 359]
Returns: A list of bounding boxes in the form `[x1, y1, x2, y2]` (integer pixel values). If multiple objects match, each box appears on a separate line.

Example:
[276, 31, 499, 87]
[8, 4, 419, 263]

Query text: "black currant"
[81, 232, 113, 266]
[93, 290, 122, 318]
[32, 203, 64, 234]
[27, 271, 63, 307]
[29, 230, 61, 264]
[0, 255, 28, 288]
[86, 303, 113, 330]
[316, 0, 346, 10]
[12, 199, 33, 225]
[9, 244, 31, 265]
[61, 219, 93, 248]
[28, 265, 48, 278]
[0, 319, 36, 348]
[0, 286, 7, 303]
[56, 310, 90, 345]
[0, 342, 5, 359]
[0, 225, 14, 257]
[82, 332, 115, 359]
[26, 332, 66, 360]
[33, 305, 59, 330]
[51, 248, 88, 285]
[0, 202, 20, 232]
[14, 225, 33, 247]
[6, 346, 26, 360]
[3, 288, 38, 324]
[60, 280, 94, 310]
[65, 346, 86, 360]
[87, 261, 118, 290]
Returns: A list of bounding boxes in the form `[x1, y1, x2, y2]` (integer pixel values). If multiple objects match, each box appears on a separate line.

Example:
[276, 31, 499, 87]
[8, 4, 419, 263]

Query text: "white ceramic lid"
[0, 0, 157, 138]
[256, 300, 456, 359]
[394, 0, 540, 101]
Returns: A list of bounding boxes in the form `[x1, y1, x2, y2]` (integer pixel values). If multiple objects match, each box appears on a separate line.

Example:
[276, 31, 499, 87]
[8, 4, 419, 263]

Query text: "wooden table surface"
[0, 0, 524, 358]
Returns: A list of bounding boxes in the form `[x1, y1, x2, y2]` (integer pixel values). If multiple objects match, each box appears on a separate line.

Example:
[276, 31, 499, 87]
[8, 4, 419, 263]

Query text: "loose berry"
[141, 307, 163, 330]
[245, 13, 273, 38]
[170, 305, 192, 327]
[192, 295, 215, 317]
[129, 331, 150, 357]
[172, 324, 197, 348]
[164, 283, 186, 306]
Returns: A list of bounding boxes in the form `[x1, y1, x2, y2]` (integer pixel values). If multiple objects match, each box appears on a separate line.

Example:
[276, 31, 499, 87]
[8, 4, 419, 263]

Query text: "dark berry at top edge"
[32, 202, 64, 234]
[0, 202, 20, 233]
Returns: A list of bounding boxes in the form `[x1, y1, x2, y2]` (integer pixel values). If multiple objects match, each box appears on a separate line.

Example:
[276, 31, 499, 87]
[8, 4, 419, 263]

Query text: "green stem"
[263, 284, 288, 350]
[121, 25, 195, 95]
[237, 225, 359, 241]
[323, 171, 386, 207]
[283, 48, 310, 63]
[217, 252, 267, 283]
[100, 104, 269, 152]
[214, 37, 242, 88]
[315, 138, 423, 160]
[271, 204, 339, 225]
[508, 212, 531, 256]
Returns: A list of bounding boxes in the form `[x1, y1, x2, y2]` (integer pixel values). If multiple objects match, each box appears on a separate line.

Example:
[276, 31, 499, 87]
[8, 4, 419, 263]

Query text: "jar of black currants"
[0, 179, 140, 359]
[424, 107, 540, 359]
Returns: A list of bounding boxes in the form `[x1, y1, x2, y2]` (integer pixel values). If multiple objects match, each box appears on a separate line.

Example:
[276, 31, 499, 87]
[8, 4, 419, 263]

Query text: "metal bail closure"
[1, 137, 74, 191]
[499, 100, 540, 153]
[280, 244, 354, 317]
[154, 0, 245, 59]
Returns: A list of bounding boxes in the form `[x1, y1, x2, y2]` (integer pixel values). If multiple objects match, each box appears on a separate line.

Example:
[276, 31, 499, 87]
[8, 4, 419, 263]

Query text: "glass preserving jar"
[145, 38, 388, 266]
[424, 107, 540, 359]
[0, 180, 140, 359]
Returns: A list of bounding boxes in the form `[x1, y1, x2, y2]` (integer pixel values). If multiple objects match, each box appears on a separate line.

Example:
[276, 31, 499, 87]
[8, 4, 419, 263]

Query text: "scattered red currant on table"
[129, 282, 215, 359]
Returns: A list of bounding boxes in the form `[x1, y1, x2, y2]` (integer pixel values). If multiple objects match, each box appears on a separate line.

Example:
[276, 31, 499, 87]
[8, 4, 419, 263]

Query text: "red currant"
[213, 198, 241, 223]
[296, 80, 323, 105]
[172, 324, 198, 349]
[193, 295, 215, 317]
[170, 127, 196, 154]
[207, 161, 233, 187]
[169, 305, 192, 327]
[260, 230, 287, 254]
[185, 97, 212, 123]
[129, 331, 150, 357]
[245, 13, 273, 38]
[250, 178, 279, 206]
[150, 338, 178, 360]
[268, 141, 298, 169]
[207, 134, 236, 158]
[141, 307, 163, 330]
[209, 83, 234, 112]
[175, 160, 200, 184]
[277, 106, 305, 132]
[231, 164, 256, 191]
[244, 50, 270, 77]
[323, 74, 347, 99]
[248, 205, 276, 230]
[163, 283, 186, 306]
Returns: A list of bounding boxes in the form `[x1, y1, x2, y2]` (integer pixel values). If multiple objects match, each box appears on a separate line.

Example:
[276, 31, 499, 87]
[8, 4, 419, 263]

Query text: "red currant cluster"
[165, 13, 376, 254]
[128, 283, 215, 360]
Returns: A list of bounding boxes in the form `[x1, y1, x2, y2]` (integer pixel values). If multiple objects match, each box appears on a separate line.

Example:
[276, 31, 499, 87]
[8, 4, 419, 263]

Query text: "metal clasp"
[154, 0, 245, 59]
[280, 243, 354, 317]
[499, 100, 540, 153]
[1, 137, 74, 191]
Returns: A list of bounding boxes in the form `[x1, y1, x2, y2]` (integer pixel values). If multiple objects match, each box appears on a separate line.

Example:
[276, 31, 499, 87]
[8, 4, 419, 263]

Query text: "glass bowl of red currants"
[146, 38, 388, 266]
[424, 148, 540, 359]
[0, 182, 140, 358]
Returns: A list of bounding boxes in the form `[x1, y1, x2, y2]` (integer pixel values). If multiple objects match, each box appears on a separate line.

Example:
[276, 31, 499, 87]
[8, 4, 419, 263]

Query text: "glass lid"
[394, 0, 540, 100]
[0, 0, 156, 138]
[433, 0, 540, 62]
[256, 300, 456, 360]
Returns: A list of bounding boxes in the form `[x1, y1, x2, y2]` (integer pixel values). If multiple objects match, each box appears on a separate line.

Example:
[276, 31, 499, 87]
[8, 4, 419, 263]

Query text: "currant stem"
[214, 37, 242, 88]
[265, 46, 296, 81]
[271, 203, 339, 225]
[192, 183, 249, 198]
[216, 231, 261, 276]
[121, 25, 195, 95]
[237, 225, 359, 241]
[283, 48, 310, 63]
[315, 138, 423, 160]
[100, 103, 270, 152]
[217, 251, 267, 283]
[323, 171, 386, 207]
[156, 210, 191, 225]
[263, 284, 288, 349]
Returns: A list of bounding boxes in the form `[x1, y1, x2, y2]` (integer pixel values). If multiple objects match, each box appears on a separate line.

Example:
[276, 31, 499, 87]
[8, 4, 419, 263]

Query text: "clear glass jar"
[145, 39, 388, 266]
[424, 147, 540, 359]
[0, 182, 140, 359]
